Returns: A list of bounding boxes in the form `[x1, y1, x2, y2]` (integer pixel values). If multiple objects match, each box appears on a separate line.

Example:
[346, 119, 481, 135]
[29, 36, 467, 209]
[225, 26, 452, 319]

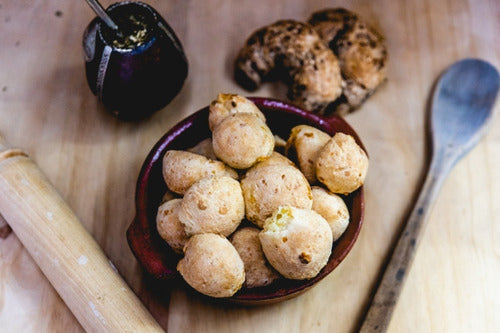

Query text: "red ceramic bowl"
[127, 97, 365, 304]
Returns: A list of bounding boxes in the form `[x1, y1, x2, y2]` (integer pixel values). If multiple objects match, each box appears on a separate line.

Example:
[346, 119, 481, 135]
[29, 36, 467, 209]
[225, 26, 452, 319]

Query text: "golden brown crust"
[178, 176, 245, 236]
[230, 227, 280, 288]
[285, 125, 331, 183]
[156, 199, 189, 253]
[162, 150, 237, 194]
[234, 20, 342, 113]
[255, 151, 295, 168]
[212, 113, 274, 169]
[177, 234, 245, 298]
[209, 93, 266, 131]
[308, 8, 358, 47]
[160, 188, 180, 204]
[273, 135, 287, 154]
[311, 186, 350, 241]
[315, 133, 369, 194]
[240, 159, 312, 227]
[308, 8, 387, 114]
[187, 138, 217, 160]
[259, 206, 333, 280]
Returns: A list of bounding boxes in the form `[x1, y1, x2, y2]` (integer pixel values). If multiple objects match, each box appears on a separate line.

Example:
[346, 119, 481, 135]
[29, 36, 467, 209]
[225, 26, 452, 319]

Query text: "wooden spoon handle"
[0, 136, 163, 332]
[358, 155, 453, 332]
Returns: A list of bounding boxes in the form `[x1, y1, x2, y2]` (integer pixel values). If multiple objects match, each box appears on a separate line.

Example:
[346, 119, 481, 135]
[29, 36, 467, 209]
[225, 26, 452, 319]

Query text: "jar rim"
[97, 1, 158, 53]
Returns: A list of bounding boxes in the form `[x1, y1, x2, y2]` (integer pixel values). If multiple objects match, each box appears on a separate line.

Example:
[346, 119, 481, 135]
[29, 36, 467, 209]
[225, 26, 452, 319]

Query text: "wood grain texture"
[0, 0, 499, 332]
[359, 59, 499, 332]
[0, 148, 163, 332]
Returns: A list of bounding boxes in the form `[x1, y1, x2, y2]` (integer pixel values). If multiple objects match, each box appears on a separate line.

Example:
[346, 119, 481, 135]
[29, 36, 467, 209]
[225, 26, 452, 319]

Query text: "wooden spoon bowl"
[127, 97, 366, 304]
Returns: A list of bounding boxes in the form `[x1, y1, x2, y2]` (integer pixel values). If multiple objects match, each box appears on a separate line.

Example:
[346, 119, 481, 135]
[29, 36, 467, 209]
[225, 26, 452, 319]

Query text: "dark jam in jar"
[83, 1, 188, 121]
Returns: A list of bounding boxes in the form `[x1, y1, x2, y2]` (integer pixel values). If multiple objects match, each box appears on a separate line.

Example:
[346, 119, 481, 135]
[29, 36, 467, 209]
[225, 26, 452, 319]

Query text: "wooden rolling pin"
[0, 134, 163, 332]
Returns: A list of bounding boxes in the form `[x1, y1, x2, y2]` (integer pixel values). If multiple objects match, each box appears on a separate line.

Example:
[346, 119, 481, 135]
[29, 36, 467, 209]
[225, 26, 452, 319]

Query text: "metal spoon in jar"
[84, 0, 120, 31]
[359, 58, 499, 332]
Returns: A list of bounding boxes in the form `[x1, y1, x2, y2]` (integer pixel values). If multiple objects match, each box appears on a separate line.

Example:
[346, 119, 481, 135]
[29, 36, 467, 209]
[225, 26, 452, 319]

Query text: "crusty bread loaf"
[234, 20, 342, 113]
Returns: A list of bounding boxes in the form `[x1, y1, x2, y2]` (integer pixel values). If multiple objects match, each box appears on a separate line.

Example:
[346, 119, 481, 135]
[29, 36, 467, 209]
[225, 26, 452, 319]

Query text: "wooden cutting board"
[0, 0, 499, 332]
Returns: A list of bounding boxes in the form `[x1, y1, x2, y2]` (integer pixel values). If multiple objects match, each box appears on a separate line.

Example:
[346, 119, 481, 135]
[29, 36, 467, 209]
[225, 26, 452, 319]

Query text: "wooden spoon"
[359, 58, 499, 332]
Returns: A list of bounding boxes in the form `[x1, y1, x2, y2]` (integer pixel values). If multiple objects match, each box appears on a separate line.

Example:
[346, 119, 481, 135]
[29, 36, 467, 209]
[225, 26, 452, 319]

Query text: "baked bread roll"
[315, 132, 368, 194]
[234, 20, 342, 113]
[240, 159, 312, 227]
[212, 113, 274, 169]
[177, 233, 245, 297]
[209, 93, 266, 131]
[285, 125, 331, 183]
[311, 186, 350, 241]
[259, 206, 333, 280]
[308, 8, 387, 114]
[156, 198, 189, 253]
[230, 227, 280, 288]
[178, 176, 245, 236]
[162, 150, 237, 194]
[187, 138, 217, 160]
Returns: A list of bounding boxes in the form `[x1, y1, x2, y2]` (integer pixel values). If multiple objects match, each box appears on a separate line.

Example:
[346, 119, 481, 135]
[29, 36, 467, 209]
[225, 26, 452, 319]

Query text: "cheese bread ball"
[178, 176, 245, 236]
[209, 93, 266, 131]
[230, 227, 280, 288]
[241, 160, 312, 228]
[212, 113, 274, 169]
[285, 125, 331, 183]
[273, 135, 287, 155]
[156, 199, 189, 253]
[259, 206, 333, 280]
[160, 188, 179, 204]
[177, 233, 245, 298]
[311, 186, 350, 241]
[315, 132, 368, 194]
[258, 151, 295, 168]
[162, 150, 237, 194]
[187, 138, 217, 160]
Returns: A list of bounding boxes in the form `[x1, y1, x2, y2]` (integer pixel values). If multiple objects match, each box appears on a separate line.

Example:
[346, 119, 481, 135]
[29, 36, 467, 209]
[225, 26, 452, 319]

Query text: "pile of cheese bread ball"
[156, 93, 368, 298]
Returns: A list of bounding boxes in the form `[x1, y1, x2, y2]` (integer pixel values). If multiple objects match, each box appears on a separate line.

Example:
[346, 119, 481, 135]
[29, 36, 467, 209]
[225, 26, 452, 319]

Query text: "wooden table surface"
[1, 0, 499, 332]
